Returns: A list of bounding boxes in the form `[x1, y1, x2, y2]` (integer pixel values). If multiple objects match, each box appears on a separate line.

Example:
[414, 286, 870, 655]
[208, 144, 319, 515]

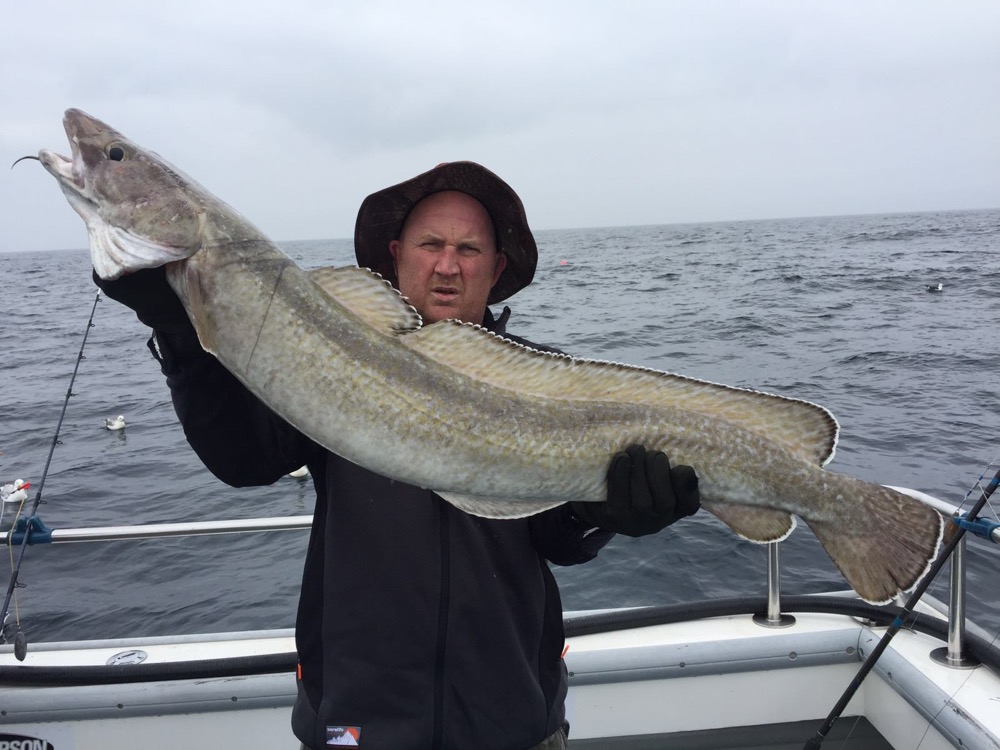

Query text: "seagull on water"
[926, 283, 943, 292]
[105, 415, 127, 431]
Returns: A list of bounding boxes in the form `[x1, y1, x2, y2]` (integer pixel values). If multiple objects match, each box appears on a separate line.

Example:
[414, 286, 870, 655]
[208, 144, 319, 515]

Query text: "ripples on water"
[1, 209, 997, 642]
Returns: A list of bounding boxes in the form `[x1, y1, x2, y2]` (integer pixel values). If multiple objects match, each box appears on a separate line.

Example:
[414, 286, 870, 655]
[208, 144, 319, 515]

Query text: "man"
[96, 162, 700, 750]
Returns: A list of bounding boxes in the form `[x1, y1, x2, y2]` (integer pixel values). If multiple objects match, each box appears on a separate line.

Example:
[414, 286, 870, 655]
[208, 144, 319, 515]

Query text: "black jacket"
[153, 307, 614, 750]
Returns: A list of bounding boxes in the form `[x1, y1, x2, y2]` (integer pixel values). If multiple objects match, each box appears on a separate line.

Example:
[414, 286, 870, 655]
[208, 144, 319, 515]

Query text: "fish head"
[39, 109, 207, 280]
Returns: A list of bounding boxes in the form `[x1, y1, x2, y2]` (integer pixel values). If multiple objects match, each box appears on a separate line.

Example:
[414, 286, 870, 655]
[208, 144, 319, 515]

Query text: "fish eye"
[107, 144, 128, 162]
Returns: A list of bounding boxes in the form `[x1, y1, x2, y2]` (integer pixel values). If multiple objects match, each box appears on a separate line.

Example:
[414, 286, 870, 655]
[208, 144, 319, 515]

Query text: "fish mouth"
[38, 108, 97, 193]
[38, 149, 78, 185]
[37, 111, 95, 214]
[12, 114, 80, 182]
[38, 148, 96, 222]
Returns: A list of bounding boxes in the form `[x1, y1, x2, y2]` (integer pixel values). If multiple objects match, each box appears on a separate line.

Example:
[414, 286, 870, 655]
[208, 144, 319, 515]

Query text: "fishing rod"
[1, 290, 102, 661]
[803, 460, 1000, 749]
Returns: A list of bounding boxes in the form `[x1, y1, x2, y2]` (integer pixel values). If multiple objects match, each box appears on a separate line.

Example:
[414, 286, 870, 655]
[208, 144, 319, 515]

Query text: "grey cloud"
[2, 0, 998, 252]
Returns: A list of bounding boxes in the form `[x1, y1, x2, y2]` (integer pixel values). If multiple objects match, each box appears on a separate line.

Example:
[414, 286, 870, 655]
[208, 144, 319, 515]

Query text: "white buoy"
[1, 479, 30, 505]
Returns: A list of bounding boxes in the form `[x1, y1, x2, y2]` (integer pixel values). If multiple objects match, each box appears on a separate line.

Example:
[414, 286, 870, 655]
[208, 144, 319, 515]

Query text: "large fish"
[36, 109, 942, 604]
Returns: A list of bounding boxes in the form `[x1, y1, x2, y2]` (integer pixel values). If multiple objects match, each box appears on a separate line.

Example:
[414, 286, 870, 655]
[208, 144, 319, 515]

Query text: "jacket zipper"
[432, 499, 450, 749]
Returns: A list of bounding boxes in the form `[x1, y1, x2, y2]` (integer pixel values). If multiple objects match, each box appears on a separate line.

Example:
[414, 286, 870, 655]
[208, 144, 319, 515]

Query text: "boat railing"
[2, 487, 997, 667]
[755, 485, 999, 670]
[0, 514, 314, 543]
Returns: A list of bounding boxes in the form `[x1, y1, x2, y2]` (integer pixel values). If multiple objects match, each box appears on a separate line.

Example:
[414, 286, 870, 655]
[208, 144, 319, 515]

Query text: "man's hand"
[571, 445, 700, 537]
[93, 267, 191, 333]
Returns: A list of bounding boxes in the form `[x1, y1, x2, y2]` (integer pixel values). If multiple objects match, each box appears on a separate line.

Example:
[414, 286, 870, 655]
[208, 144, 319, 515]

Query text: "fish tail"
[806, 480, 944, 604]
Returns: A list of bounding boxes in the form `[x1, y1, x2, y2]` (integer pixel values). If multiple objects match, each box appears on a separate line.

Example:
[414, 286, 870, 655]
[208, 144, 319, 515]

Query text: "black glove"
[571, 445, 700, 537]
[92, 266, 191, 333]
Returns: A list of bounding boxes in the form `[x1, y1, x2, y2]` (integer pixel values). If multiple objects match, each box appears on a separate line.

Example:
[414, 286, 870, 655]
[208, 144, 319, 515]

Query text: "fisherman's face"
[389, 191, 506, 324]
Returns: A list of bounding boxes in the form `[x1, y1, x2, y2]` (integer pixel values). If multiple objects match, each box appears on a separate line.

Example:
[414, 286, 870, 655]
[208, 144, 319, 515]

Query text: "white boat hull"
[3, 597, 998, 749]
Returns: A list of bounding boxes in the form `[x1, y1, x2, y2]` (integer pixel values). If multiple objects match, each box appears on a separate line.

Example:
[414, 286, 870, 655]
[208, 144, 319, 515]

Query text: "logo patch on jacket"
[0, 735, 56, 750]
[326, 726, 361, 746]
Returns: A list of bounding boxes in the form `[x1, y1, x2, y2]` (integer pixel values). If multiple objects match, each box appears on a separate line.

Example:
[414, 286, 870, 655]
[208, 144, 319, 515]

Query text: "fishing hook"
[10, 155, 40, 170]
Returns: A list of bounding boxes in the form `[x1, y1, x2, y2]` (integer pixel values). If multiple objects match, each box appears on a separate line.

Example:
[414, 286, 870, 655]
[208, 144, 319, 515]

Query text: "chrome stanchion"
[754, 541, 795, 628]
[930, 534, 978, 668]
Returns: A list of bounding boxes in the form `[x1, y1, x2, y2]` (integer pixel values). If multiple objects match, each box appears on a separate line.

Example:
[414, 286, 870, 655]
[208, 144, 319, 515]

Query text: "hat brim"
[354, 162, 537, 305]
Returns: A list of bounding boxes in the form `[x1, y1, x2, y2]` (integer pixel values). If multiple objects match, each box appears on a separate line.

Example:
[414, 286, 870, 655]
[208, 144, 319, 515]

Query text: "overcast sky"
[2, 1, 998, 253]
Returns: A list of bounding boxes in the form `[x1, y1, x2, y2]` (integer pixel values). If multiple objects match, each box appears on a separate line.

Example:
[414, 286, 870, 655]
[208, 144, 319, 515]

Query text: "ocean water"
[1, 208, 998, 645]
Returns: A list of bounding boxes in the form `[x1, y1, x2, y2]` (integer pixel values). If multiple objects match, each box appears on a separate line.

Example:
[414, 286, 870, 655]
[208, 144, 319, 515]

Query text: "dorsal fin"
[309, 266, 422, 334]
[401, 320, 839, 466]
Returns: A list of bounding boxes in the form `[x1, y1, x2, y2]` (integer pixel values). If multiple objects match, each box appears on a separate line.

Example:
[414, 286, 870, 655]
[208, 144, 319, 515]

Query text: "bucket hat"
[354, 162, 537, 304]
